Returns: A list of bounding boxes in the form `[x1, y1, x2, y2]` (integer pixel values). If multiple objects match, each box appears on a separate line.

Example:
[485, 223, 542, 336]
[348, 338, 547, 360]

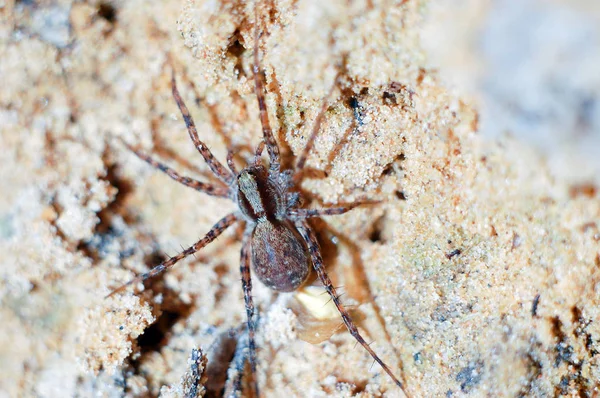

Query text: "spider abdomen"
[250, 220, 310, 292]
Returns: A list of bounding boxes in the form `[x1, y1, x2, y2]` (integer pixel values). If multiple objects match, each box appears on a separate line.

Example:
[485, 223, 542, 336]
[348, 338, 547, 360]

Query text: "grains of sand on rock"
[77, 294, 154, 375]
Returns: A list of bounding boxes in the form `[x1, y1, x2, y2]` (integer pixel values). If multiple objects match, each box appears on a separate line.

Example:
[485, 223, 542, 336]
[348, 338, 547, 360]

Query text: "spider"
[109, 3, 408, 397]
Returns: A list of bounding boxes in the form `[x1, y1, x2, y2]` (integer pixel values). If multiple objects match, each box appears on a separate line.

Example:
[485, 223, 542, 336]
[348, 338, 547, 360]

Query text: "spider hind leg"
[106, 213, 239, 298]
[239, 229, 260, 397]
[296, 220, 411, 397]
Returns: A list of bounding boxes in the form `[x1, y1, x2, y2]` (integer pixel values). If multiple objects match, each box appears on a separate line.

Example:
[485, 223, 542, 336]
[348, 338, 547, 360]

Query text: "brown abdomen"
[251, 220, 310, 292]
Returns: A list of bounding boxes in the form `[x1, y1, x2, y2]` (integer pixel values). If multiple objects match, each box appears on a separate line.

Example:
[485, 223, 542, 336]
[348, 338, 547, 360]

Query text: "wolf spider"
[109, 4, 408, 397]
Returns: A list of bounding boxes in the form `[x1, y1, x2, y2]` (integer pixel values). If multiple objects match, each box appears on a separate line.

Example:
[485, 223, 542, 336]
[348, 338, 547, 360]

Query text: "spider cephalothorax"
[108, 2, 409, 397]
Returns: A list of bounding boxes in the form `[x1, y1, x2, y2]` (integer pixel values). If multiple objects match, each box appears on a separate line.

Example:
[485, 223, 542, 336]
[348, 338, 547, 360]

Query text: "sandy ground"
[0, 0, 599, 397]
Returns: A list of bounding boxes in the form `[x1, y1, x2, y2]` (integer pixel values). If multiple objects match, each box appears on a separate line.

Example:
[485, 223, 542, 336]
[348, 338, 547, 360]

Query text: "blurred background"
[422, 0, 600, 184]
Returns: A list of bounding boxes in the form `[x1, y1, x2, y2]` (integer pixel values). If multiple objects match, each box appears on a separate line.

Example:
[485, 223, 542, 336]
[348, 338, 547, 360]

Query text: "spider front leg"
[252, 4, 280, 173]
[170, 71, 234, 185]
[106, 213, 239, 298]
[240, 229, 259, 397]
[253, 140, 265, 165]
[296, 220, 411, 397]
[120, 139, 230, 198]
[226, 150, 239, 175]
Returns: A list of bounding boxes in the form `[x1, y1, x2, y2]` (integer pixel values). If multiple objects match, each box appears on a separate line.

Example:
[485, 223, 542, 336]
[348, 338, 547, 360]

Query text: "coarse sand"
[0, 0, 598, 397]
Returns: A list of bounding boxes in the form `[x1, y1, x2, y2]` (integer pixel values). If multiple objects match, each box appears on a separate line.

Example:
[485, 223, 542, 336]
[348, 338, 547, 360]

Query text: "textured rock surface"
[0, 0, 598, 397]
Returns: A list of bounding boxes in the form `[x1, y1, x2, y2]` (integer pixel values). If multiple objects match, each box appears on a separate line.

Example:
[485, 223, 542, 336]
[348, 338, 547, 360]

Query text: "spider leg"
[120, 139, 230, 198]
[106, 213, 239, 298]
[286, 192, 300, 209]
[171, 71, 234, 185]
[183, 347, 207, 398]
[296, 220, 411, 397]
[253, 2, 280, 172]
[240, 228, 260, 397]
[224, 329, 250, 398]
[253, 140, 265, 165]
[227, 150, 239, 175]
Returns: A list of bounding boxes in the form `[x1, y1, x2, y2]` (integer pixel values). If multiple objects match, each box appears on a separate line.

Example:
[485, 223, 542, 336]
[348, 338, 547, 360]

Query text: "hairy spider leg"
[224, 329, 251, 397]
[253, 140, 266, 165]
[296, 220, 411, 398]
[185, 347, 207, 398]
[120, 138, 230, 198]
[240, 229, 259, 398]
[177, 61, 238, 153]
[253, 2, 280, 173]
[226, 150, 239, 175]
[106, 213, 239, 298]
[171, 71, 234, 185]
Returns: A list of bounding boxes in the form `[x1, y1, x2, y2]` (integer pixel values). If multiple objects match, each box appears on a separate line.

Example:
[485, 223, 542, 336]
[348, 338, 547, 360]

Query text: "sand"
[0, 0, 598, 397]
